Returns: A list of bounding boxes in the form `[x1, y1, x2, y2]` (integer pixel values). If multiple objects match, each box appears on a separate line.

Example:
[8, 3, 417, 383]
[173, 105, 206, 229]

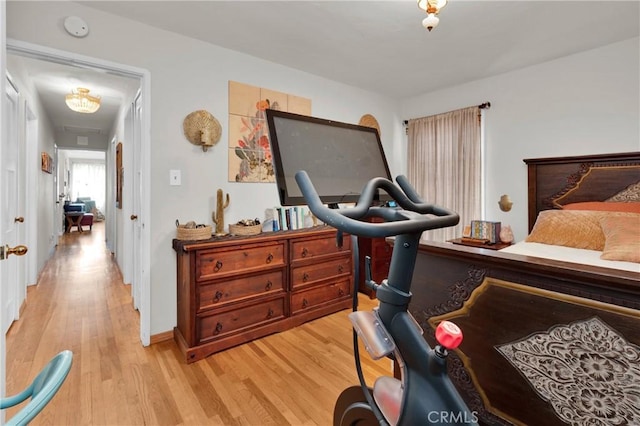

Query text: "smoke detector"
[64, 16, 89, 38]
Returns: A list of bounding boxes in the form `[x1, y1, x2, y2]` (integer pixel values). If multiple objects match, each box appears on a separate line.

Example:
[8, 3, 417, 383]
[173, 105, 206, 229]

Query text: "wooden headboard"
[523, 152, 640, 231]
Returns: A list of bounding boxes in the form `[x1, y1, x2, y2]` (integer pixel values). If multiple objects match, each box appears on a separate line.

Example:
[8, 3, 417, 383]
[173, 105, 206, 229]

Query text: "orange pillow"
[563, 202, 640, 213]
[600, 215, 640, 263]
[526, 210, 607, 250]
[526, 210, 639, 251]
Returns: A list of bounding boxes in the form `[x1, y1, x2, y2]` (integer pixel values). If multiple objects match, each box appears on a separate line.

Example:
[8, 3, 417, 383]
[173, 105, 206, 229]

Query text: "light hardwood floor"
[5, 222, 390, 425]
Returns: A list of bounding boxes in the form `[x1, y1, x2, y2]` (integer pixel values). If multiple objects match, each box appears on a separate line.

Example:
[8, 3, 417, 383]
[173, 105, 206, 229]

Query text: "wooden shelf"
[449, 238, 512, 250]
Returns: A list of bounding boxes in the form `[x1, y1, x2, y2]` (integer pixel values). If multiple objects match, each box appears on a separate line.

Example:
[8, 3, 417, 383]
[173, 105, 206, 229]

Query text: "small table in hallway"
[65, 212, 84, 233]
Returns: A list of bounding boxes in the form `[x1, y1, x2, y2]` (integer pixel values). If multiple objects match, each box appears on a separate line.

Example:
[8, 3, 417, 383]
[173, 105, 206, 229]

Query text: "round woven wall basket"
[176, 225, 212, 241]
[183, 110, 222, 151]
[358, 114, 381, 135]
[229, 224, 262, 236]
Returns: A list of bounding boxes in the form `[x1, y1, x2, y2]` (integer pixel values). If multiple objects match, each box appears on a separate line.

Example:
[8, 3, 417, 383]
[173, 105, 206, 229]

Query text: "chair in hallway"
[0, 350, 73, 426]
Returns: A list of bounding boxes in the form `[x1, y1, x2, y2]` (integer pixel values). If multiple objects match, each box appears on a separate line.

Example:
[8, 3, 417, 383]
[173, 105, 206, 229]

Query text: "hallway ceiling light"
[65, 87, 101, 113]
[417, 0, 448, 31]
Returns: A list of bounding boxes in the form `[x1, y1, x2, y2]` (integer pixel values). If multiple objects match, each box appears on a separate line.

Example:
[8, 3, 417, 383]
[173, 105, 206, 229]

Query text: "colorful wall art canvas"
[228, 81, 311, 182]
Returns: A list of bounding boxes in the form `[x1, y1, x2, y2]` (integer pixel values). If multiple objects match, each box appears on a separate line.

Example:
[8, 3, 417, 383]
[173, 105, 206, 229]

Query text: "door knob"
[14, 217, 24, 223]
[0, 244, 28, 261]
[130, 215, 138, 221]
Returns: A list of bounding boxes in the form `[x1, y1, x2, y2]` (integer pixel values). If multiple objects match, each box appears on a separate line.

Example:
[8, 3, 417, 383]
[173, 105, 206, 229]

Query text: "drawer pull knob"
[302, 299, 309, 308]
[301, 248, 308, 257]
[267, 308, 274, 318]
[213, 322, 223, 335]
[303, 272, 309, 282]
[265, 280, 273, 291]
[214, 260, 223, 272]
[338, 288, 345, 296]
[213, 291, 223, 302]
[266, 253, 273, 263]
[338, 265, 344, 273]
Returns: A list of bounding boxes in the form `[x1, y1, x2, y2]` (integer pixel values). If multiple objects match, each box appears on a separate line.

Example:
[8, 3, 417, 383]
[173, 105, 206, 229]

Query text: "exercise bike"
[295, 170, 479, 426]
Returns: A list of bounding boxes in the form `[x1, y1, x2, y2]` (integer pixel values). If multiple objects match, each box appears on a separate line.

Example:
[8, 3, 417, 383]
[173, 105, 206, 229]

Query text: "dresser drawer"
[291, 280, 351, 314]
[197, 296, 286, 344]
[291, 256, 352, 289]
[196, 242, 285, 281]
[290, 234, 351, 262]
[197, 269, 286, 312]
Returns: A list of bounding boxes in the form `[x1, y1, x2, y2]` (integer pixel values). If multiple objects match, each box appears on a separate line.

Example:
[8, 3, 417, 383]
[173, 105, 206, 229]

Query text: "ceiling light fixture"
[65, 87, 101, 113]
[417, 0, 448, 32]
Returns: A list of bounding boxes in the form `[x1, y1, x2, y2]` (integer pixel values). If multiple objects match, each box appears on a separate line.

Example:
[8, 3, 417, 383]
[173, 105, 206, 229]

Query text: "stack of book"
[272, 206, 308, 231]
[464, 220, 502, 244]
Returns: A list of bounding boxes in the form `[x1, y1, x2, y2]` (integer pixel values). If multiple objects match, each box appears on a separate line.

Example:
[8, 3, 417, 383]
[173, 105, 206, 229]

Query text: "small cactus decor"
[212, 188, 230, 235]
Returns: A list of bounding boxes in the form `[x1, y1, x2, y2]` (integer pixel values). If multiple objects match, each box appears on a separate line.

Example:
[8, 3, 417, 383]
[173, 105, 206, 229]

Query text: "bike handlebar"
[295, 171, 460, 238]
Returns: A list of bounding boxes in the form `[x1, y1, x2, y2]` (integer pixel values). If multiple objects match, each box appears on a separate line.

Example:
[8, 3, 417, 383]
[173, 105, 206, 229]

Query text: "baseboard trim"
[150, 330, 174, 345]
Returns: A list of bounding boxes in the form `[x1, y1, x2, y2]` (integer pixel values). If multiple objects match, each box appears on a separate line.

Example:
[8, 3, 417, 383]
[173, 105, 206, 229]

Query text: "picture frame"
[116, 142, 123, 209]
[41, 152, 53, 174]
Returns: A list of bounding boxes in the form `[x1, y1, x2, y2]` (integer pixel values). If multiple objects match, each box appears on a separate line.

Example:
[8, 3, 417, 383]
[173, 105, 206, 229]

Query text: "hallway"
[5, 223, 387, 425]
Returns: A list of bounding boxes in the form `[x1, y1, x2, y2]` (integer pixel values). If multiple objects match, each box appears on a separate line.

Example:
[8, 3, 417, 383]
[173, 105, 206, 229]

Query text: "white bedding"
[501, 241, 640, 273]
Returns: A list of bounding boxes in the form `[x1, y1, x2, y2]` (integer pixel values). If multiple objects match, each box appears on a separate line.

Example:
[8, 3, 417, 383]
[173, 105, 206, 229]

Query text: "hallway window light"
[65, 87, 101, 113]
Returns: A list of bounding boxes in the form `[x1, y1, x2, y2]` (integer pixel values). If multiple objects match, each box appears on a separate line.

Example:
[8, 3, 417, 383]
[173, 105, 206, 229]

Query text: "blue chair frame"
[1, 350, 73, 426]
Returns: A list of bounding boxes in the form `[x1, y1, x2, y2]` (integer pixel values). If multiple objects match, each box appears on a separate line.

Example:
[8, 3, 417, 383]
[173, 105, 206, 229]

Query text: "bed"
[405, 152, 640, 425]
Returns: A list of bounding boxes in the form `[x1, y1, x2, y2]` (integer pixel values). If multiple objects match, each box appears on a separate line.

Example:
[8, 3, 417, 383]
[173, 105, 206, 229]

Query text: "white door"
[1, 77, 24, 335]
[131, 91, 142, 309]
[24, 104, 38, 286]
[1, 1, 8, 404]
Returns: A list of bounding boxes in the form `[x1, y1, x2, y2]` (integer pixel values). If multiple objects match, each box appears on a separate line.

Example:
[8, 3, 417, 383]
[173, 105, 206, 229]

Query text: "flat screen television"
[266, 109, 392, 206]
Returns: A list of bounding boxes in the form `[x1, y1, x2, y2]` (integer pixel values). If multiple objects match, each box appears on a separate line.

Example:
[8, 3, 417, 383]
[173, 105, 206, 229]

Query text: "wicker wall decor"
[358, 114, 381, 136]
[183, 110, 222, 152]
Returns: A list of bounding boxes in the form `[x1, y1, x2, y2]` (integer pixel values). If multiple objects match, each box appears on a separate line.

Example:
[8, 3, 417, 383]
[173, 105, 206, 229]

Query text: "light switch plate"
[170, 169, 181, 186]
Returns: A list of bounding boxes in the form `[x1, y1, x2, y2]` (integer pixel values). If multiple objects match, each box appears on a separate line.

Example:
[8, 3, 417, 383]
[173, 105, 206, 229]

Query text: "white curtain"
[70, 161, 106, 213]
[407, 106, 482, 242]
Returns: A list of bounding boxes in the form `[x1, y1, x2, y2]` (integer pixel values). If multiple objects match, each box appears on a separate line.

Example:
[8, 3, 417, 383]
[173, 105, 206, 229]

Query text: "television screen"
[266, 109, 392, 206]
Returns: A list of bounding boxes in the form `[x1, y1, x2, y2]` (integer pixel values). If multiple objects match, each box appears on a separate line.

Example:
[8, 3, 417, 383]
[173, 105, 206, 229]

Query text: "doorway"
[4, 39, 151, 346]
[59, 149, 106, 213]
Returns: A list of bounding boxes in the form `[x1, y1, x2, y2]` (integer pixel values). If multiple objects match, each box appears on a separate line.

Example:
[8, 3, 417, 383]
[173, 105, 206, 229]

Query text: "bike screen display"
[266, 109, 392, 206]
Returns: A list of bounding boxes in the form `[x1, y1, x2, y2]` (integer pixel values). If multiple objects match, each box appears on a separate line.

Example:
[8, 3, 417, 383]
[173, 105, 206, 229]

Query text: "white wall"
[54, 130, 108, 150]
[6, 1, 402, 336]
[401, 37, 640, 241]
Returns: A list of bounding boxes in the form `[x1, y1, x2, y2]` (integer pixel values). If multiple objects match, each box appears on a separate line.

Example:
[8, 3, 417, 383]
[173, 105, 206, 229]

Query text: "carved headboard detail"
[547, 164, 640, 208]
[523, 152, 640, 232]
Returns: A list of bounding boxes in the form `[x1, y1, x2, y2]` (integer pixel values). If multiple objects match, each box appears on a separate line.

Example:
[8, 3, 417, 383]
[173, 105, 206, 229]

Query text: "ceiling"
[78, 0, 639, 99]
[6, 52, 140, 148]
[6, 1, 639, 146]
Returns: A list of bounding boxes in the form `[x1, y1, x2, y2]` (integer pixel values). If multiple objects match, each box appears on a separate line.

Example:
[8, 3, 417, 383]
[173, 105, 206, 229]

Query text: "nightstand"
[449, 238, 511, 250]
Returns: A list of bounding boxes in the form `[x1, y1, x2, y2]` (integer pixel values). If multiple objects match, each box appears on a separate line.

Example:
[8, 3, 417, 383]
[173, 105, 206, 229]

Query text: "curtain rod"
[403, 102, 491, 126]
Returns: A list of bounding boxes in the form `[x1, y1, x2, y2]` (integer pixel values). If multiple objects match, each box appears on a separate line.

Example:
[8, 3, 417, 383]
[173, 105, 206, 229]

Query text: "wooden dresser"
[173, 226, 352, 362]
